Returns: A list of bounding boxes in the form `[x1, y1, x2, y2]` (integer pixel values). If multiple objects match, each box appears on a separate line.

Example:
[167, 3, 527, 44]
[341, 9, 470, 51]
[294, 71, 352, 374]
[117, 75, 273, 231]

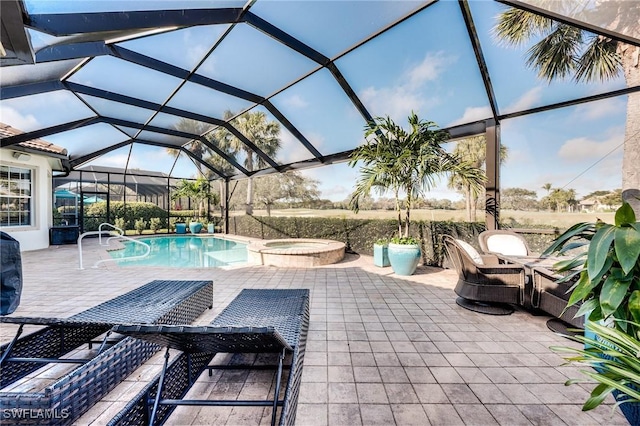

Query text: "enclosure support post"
[485, 121, 500, 231]
[224, 179, 230, 235]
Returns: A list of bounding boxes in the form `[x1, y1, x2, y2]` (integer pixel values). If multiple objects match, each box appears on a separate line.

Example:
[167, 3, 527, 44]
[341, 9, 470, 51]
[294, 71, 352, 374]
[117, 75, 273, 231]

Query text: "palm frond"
[493, 8, 554, 47]
[526, 24, 583, 82]
[574, 36, 622, 83]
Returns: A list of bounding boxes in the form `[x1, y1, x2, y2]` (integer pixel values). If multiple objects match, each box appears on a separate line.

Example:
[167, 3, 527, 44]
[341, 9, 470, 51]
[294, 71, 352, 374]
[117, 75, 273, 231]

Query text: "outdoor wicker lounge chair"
[531, 267, 583, 333]
[108, 288, 310, 426]
[0, 280, 213, 425]
[478, 229, 531, 256]
[443, 235, 526, 315]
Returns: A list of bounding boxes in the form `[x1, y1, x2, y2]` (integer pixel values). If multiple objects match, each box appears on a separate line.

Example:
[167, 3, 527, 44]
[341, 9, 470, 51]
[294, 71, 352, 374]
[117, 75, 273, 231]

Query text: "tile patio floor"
[1, 237, 629, 425]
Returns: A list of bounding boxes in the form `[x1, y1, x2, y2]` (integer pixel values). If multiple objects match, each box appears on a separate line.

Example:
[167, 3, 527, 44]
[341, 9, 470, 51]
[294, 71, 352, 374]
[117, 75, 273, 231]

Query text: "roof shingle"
[1, 123, 68, 156]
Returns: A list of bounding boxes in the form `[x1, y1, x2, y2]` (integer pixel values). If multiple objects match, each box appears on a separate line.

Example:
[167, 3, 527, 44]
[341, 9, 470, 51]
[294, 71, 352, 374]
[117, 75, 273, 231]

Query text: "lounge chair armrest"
[480, 254, 501, 265]
[477, 264, 525, 275]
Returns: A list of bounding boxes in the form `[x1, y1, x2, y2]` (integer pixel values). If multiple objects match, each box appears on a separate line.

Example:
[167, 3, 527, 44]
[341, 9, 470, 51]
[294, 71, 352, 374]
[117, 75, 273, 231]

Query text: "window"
[0, 165, 33, 227]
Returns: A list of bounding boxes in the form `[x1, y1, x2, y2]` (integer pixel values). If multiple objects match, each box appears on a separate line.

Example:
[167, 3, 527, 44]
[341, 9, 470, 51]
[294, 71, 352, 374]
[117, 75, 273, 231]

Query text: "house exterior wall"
[1, 149, 53, 251]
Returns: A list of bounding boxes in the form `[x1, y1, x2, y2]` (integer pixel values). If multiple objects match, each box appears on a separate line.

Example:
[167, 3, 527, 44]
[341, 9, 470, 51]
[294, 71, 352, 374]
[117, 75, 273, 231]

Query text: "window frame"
[0, 163, 35, 228]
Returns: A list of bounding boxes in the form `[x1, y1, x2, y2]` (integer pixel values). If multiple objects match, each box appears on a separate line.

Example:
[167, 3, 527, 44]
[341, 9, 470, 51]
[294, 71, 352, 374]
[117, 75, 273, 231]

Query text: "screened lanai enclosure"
[1, 0, 639, 235]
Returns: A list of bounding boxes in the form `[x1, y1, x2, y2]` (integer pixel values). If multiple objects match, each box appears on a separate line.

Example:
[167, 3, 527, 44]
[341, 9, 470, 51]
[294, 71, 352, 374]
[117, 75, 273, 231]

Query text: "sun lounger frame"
[108, 288, 310, 426]
[0, 280, 213, 426]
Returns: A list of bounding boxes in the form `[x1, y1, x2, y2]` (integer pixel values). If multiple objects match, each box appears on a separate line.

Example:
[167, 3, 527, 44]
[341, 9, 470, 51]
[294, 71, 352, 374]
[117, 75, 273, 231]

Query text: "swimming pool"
[109, 236, 248, 268]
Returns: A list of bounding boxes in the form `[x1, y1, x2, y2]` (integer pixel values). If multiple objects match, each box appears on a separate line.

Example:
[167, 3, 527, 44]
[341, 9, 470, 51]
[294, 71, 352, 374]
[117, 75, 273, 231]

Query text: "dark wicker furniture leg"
[0, 280, 213, 426]
[531, 268, 583, 334]
[108, 288, 310, 426]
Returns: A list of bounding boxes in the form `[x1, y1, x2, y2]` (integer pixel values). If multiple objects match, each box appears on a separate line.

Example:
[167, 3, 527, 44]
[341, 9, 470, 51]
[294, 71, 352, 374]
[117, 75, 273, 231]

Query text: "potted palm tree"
[349, 112, 484, 276]
[171, 177, 216, 234]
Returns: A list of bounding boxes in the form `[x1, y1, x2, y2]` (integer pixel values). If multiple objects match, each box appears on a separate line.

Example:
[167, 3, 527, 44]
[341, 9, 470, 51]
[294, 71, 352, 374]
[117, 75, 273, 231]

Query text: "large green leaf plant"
[544, 202, 640, 337]
[552, 319, 640, 412]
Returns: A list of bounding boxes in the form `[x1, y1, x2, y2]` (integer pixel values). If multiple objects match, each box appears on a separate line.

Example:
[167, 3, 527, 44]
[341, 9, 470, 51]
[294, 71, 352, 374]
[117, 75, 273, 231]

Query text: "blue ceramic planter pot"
[388, 243, 421, 276]
[614, 389, 640, 425]
[373, 244, 390, 267]
[189, 222, 203, 234]
[175, 223, 187, 234]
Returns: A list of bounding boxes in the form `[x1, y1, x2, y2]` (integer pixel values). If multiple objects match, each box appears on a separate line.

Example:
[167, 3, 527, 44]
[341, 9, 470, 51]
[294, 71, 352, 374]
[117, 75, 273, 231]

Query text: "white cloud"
[277, 129, 320, 164]
[447, 106, 492, 127]
[359, 86, 425, 123]
[524, 153, 622, 199]
[0, 107, 39, 130]
[92, 153, 129, 168]
[321, 184, 351, 201]
[181, 27, 213, 73]
[407, 51, 456, 89]
[357, 51, 457, 123]
[300, 163, 357, 201]
[504, 147, 533, 166]
[305, 131, 325, 151]
[187, 45, 209, 69]
[282, 94, 309, 109]
[506, 86, 542, 112]
[573, 97, 626, 120]
[558, 132, 624, 163]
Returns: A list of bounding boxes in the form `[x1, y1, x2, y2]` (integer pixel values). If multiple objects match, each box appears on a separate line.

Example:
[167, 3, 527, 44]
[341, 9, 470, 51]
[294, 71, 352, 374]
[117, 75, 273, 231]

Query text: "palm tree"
[447, 135, 508, 222]
[542, 182, 553, 211]
[199, 130, 239, 220]
[349, 113, 485, 238]
[171, 177, 218, 220]
[171, 118, 215, 177]
[494, 2, 640, 213]
[217, 111, 281, 215]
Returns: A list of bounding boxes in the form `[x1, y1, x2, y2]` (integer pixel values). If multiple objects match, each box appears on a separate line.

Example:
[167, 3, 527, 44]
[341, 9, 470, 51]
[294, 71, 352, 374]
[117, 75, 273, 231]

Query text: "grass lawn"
[245, 208, 614, 228]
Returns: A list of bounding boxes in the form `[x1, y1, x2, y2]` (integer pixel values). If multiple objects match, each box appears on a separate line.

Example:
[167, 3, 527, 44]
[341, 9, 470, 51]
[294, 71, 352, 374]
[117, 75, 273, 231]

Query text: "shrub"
[149, 217, 161, 233]
[114, 217, 126, 231]
[83, 201, 167, 232]
[52, 208, 63, 225]
[134, 217, 147, 235]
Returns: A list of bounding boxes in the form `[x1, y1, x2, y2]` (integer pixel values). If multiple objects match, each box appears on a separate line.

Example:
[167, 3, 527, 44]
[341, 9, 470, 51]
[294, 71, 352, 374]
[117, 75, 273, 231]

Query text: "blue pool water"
[109, 236, 248, 268]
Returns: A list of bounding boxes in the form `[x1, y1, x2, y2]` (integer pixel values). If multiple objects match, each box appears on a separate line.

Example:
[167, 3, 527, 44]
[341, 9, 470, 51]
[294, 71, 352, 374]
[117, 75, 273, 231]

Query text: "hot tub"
[247, 239, 345, 267]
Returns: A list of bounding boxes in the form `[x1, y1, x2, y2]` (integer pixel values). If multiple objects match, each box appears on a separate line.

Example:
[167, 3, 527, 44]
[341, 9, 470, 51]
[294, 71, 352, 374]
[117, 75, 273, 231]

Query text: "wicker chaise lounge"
[108, 288, 310, 426]
[0, 280, 213, 425]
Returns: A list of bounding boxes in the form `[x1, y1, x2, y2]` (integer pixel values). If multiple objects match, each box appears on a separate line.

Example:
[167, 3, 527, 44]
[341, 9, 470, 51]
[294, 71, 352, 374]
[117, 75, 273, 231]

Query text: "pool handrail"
[98, 222, 123, 246]
[78, 223, 151, 270]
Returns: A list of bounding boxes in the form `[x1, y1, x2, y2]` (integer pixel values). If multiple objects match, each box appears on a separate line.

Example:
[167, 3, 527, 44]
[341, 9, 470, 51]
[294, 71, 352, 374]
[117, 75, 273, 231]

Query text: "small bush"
[83, 201, 168, 232]
[114, 217, 126, 231]
[149, 217, 161, 233]
[134, 217, 147, 235]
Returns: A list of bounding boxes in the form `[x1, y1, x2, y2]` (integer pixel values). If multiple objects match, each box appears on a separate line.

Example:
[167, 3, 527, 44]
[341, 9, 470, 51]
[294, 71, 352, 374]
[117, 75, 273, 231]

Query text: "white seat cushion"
[487, 235, 528, 256]
[456, 239, 484, 265]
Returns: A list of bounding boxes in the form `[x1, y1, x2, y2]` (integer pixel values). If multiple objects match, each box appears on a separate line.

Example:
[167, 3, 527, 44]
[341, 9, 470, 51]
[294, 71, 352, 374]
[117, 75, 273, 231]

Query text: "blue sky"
[2, 1, 627, 202]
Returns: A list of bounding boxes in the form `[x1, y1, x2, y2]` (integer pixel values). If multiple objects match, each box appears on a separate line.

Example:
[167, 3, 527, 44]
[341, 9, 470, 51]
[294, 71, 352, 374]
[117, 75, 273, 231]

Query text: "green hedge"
[81, 202, 222, 232]
[229, 216, 490, 267]
[83, 202, 168, 231]
[228, 216, 562, 267]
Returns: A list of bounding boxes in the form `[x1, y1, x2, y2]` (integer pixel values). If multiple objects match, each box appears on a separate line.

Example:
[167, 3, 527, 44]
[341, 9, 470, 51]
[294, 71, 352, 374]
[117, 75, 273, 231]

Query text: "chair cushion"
[487, 235, 528, 256]
[456, 240, 484, 265]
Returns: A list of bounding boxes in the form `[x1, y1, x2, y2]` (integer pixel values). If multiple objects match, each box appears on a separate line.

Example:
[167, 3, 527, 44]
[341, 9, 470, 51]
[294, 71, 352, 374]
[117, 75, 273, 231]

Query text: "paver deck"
[0, 237, 628, 425]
